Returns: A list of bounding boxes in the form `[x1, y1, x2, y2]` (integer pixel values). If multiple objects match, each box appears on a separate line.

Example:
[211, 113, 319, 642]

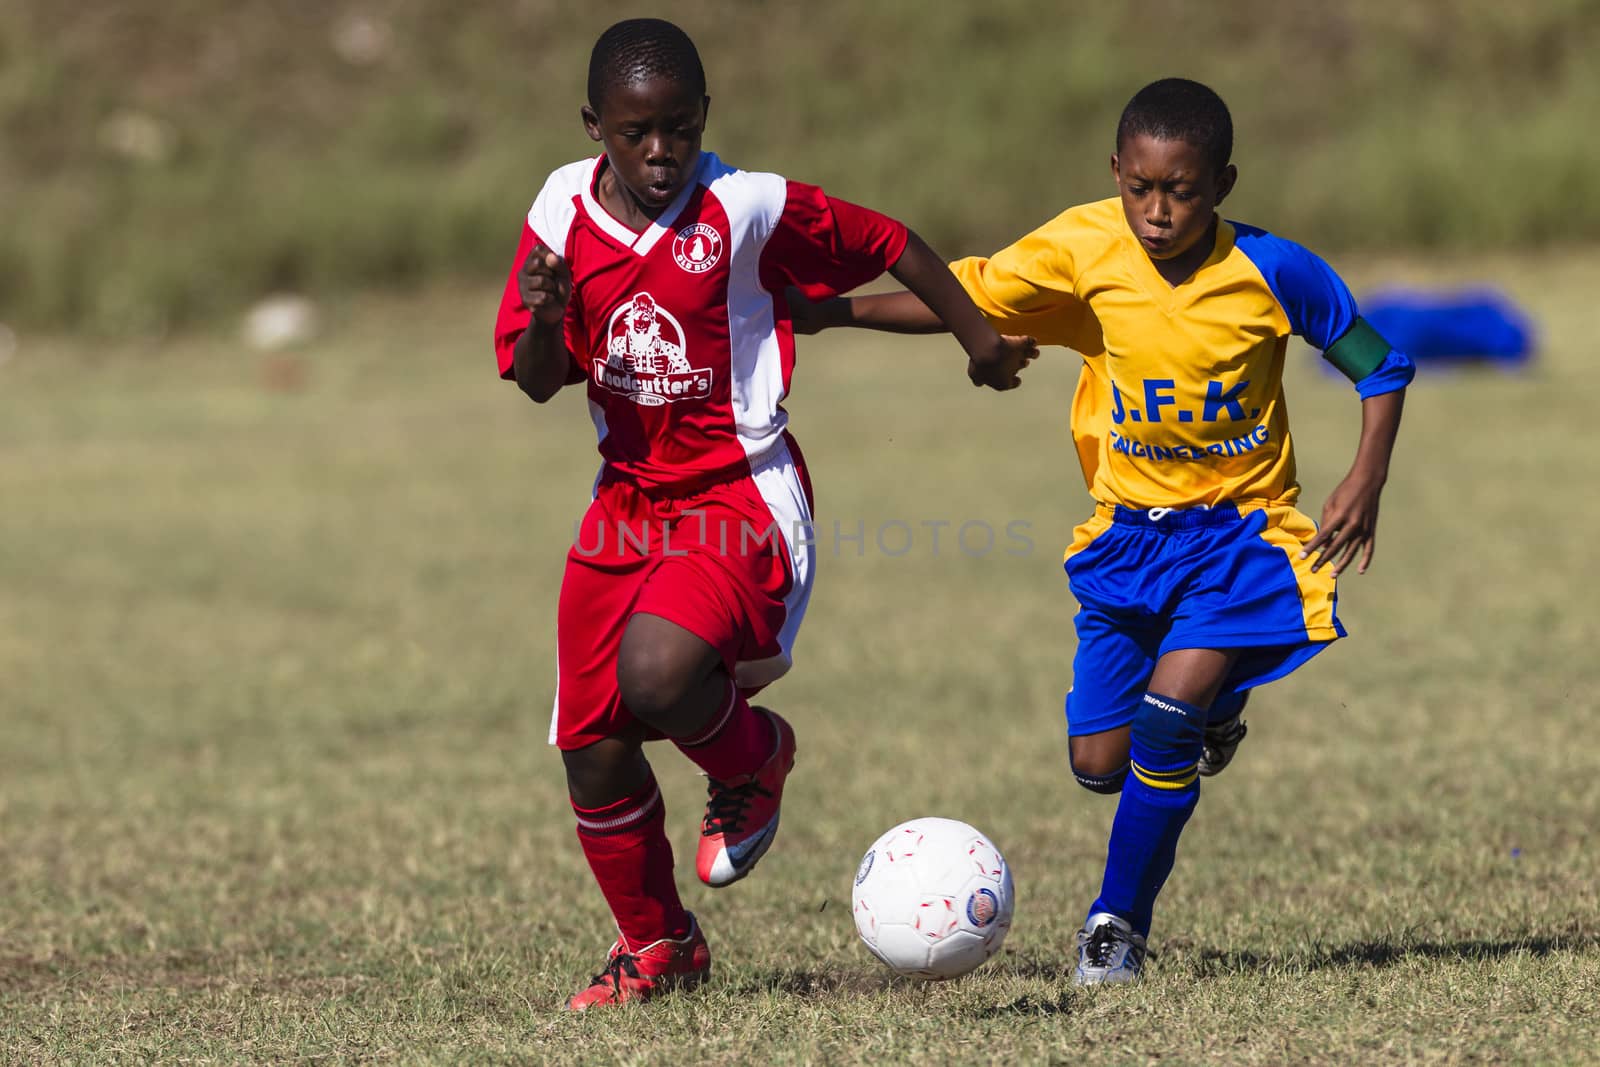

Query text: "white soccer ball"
[851, 817, 1014, 980]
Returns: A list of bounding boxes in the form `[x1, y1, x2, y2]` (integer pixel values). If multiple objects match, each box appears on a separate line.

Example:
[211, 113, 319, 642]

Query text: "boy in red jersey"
[492, 18, 1035, 1010]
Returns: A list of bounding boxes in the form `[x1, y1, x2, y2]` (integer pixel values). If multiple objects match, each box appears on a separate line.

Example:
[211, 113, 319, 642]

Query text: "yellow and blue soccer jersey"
[951, 198, 1414, 738]
[951, 198, 1413, 510]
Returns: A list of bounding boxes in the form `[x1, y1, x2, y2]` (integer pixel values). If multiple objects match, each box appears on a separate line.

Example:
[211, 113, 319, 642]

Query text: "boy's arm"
[792, 212, 1095, 356]
[764, 184, 1039, 387]
[787, 235, 1045, 385]
[1230, 231, 1417, 578]
[886, 230, 1037, 388]
[1301, 389, 1404, 576]
[509, 243, 576, 403]
[793, 291, 945, 335]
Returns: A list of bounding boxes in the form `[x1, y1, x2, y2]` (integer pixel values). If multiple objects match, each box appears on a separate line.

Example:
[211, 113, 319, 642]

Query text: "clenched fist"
[518, 242, 572, 326]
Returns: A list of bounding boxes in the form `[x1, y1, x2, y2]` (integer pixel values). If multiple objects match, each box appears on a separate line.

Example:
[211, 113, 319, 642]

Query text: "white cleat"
[1074, 912, 1147, 985]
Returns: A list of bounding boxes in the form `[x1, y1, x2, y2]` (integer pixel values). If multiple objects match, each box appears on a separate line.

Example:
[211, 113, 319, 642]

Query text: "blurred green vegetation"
[3, 0, 1599, 333]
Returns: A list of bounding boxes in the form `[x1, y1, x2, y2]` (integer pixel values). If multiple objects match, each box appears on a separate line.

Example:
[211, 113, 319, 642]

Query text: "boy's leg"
[1074, 688, 1251, 788]
[1077, 647, 1237, 984]
[564, 733, 690, 944]
[554, 492, 713, 1009]
[1075, 503, 1345, 981]
[617, 613, 778, 782]
[1185, 501, 1345, 772]
[617, 611, 795, 888]
[1064, 603, 1161, 796]
[561, 733, 710, 1011]
[618, 453, 811, 888]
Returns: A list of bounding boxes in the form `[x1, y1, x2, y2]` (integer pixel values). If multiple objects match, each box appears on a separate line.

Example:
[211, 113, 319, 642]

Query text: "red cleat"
[564, 915, 712, 1011]
[695, 708, 797, 887]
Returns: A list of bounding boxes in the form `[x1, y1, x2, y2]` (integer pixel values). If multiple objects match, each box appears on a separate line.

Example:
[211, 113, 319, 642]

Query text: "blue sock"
[1089, 692, 1205, 936]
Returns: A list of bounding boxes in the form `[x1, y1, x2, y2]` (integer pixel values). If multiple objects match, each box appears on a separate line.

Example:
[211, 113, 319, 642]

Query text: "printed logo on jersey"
[596, 292, 713, 407]
[672, 223, 723, 274]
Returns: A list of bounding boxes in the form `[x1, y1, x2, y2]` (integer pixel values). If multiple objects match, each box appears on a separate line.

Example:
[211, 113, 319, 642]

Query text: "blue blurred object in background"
[1361, 288, 1536, 370]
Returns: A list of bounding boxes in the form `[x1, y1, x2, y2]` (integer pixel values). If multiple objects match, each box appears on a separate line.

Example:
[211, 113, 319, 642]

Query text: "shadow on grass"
[1189, 931, 1600, 977]
[722, 967, 890, 999]
[975, 932, 1600, 1017]
[993, 951, 1072, 984]
[973, 951, 1078, 1017]
[976, 993, 1078, 1018]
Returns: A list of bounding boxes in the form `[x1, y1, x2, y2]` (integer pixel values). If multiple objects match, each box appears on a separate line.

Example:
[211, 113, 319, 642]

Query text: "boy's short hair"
[587, 18, 706, 112]
[1116, 78, 1233, 173]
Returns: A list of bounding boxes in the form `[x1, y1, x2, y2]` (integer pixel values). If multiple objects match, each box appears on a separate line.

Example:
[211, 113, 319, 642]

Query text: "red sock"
[572, 772, 691, 949]
[673, 678, 777, 782]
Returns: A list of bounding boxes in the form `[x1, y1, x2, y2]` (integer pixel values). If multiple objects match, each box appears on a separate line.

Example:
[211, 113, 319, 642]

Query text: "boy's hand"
[966, 334, 1039, 391]
[1303, 390, 1404, 577]
[518, 243, 571, 326]
[1301, 469, 1385, 576]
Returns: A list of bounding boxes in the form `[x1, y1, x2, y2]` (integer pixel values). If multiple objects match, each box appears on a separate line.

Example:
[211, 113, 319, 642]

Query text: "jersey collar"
[1124, 216, 1238, 312]
[581, 154, 707, 257]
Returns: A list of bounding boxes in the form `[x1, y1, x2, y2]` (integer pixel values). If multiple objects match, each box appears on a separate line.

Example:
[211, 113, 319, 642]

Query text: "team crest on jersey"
[596, 292, 712, 407]
[672, 222, 723, 274]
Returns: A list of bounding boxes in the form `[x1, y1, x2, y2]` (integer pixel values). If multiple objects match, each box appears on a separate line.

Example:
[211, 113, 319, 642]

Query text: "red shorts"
[550, 437, 815, 750]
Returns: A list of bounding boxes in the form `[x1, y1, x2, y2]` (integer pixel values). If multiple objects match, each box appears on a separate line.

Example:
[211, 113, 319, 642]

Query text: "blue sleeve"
[1355, 349, 1414, 398]
[1232, 223, 1413, 396]
[1233, 224, 1358, 349]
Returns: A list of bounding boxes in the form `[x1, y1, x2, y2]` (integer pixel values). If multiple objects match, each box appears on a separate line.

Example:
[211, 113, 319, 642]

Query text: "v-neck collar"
[1124, 216, 1237, 313]
[580, 154, 705, 257]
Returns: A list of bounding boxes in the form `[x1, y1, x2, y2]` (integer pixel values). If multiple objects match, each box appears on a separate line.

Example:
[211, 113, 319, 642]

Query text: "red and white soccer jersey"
[494, 151, 907, 493]
[493, 153, 907, 748]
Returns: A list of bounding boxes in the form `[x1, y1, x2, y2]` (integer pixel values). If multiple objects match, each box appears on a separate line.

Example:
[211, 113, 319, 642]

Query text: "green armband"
[1321, 317, 1390, 382]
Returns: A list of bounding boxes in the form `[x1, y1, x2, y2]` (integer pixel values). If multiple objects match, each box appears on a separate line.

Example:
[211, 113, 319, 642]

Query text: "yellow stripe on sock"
[1130, 761, 1193, 781]
[1131, 761, 1198, 790]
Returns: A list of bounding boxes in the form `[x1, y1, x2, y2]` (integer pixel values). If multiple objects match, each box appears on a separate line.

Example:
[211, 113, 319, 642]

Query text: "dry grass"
[2, 251, 1598, 1062]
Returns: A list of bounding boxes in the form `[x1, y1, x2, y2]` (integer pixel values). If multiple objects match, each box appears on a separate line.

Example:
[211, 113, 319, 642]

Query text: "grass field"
[3, 251, 1598, 1063]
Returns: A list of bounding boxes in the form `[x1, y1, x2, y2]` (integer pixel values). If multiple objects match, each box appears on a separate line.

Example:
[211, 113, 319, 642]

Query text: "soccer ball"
[851, 817, 1014, 980]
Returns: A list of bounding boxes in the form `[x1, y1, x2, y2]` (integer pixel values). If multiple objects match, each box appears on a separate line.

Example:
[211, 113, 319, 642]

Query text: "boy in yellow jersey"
[794, 79, 1412, 983]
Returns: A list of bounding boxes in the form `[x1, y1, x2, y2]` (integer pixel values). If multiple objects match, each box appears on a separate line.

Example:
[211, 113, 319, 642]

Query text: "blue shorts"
[1063, 502, 1345, 737]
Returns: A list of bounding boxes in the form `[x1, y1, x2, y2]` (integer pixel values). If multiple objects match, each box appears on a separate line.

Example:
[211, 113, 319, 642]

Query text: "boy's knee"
[615, 641, 697, 725]
[1069, 732, 1131, 793]
[1131, 693, 1205, 756]
[1129, 692, 1205, 790]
